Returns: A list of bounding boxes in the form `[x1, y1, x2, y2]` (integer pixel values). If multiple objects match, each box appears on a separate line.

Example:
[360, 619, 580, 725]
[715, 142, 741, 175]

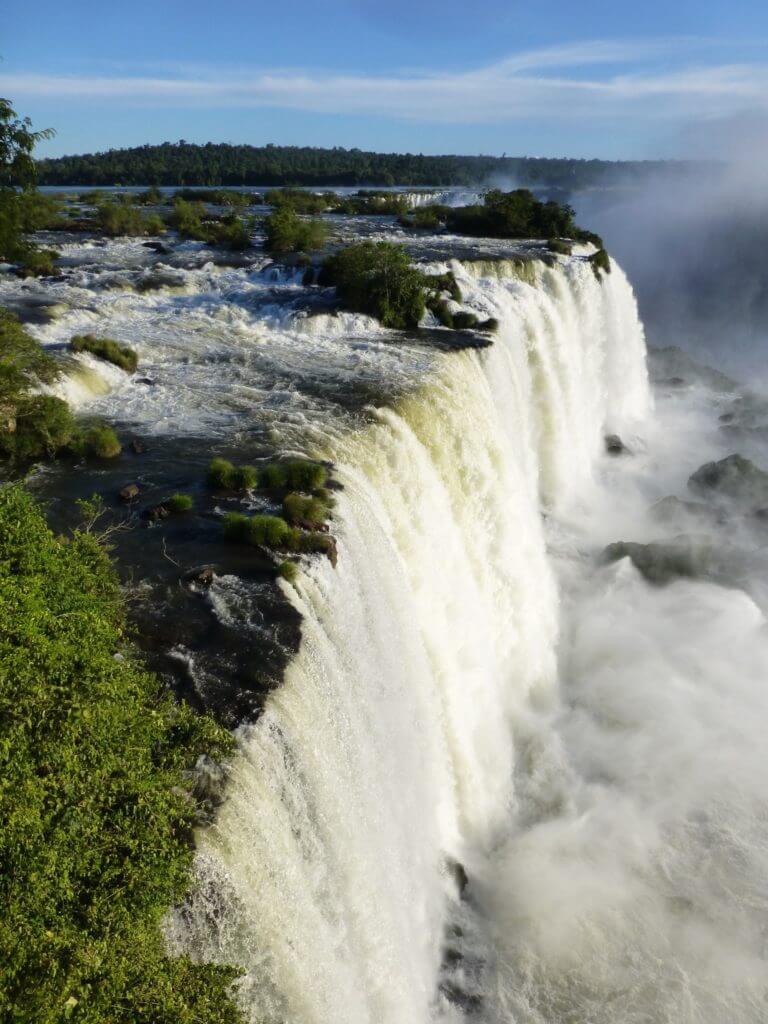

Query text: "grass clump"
[70, 334, 139, 373]
[283, 492, 330, 526]
[258, 460, 327, 491]
[0, 485, 243, 1024]
[83, 426, 121, 459]
[264, 207, 327, 256]
[265, 189, 334, 214]
[223, 512, 298, 549]
[319, 242, 426, 329]
[588, 248, 611, 278]
[277, 560, 298, 584]
[206, 459, 257, 490]
[166, 493, 193, 513]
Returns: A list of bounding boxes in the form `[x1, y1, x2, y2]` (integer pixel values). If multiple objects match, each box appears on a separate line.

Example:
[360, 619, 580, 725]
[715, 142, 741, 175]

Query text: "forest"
[36, 141, 698, 188]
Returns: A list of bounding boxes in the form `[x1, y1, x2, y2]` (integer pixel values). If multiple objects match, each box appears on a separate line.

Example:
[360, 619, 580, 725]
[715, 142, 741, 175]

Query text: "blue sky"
[3, 0, 767, 159]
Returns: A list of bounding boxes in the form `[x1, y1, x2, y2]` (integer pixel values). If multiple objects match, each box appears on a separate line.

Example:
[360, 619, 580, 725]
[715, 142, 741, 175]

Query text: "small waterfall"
[172, 257, 650, 1023]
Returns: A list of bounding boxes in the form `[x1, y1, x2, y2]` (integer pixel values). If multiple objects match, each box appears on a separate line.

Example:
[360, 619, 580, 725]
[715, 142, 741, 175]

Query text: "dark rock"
[603, 535, 712, 584]
[688, 453, 768, 509]
[143, 241, 172, 254]
[664, 376, 687, 387]
[719, 412, 735, 424]
[119, 483, 140, 502]
[325, 535, 338, 569]
[135, 270, 186, 292]
[184, 565, 216, 590]
[445, 858, 469, 898]
[145, 503, 170, 523]
[605, 434, 629, 455]
[129, 439, 148, 454]
[135, 377, 155, 387]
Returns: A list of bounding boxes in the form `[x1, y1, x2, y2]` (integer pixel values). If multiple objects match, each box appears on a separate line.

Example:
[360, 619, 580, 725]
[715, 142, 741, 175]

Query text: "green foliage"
[135, 186, 163, 205]
[257, 460, 327, 491]
[205, 459, 257, 490]
[452, 311, 479, 330]
[167, 200, 251, 250]
[0, 311, 59, 406]
[399, 204, 449, 231]
[277, 560, 298, 584]
[82, 426, 121, 459]
[96, 202, 165, 238]
[333, 192, 409, 216]
[16, 191, 64, 231]
[14, 247, 60, 278]
[70, 335, 138, 373]
[265, 189, 334, 214]
[445, 189, 577, 240]
[319, 242, 426, 329]
[429, 299, 455, 329]
[36, 141, 695, 191]
[547, 238, 573, 255]
[166, 493, 193, 513]
[8, 396, 76, 462]
[283, 492, 329, 526]
[174, 189, 254, 209]
[478, 317, 499, 332]
[264, 207, 327, 255]
[0, 485, 242, 1024]
[588, 248, 612, 278]
[223, 512, 298, 550]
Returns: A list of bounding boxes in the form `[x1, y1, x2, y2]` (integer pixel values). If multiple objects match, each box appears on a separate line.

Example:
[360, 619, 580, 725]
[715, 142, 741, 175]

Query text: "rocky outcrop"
[604, 534, 712, 584]
[688, 453, 768, 509]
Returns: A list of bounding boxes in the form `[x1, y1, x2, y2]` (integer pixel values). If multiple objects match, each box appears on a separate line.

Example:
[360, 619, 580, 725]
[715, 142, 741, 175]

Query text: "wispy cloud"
[2, 39, 767, 125]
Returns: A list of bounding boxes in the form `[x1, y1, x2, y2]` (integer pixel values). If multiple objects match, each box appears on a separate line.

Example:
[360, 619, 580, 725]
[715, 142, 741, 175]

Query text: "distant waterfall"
[172, 256, 650, 1024]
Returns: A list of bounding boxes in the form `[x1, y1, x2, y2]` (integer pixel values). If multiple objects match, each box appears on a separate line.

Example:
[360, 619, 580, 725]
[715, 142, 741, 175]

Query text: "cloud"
[2, 39, 767, 128]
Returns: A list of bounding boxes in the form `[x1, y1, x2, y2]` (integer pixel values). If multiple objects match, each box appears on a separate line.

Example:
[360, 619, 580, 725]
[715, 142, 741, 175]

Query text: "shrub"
[264, 207, 327, 255]
[85, 426, 121, 459]
[444, 189, 589, 241]
[277, 560, 298, 584]
[430, 299, 455, 329]
[97, 202, 164, 237]
[14, 248, 60, 277]
[166, 493, 193, 513]
[70, 334, 139, 373]
[478, 317, 499, 332]
[223, 512, 297, 549]
[135, 186, 163, 206]
[0, 485, 242, 1024]
[265, 189, 333, 214]
[167, 198, 208, 238]
[589, 248, 611, 278]
[319, 242, 426, 329]
[9, 395, 76, 462]
[283, 492, 329, 526]
[258, 460, 327, 491]
[452, 311, 479, 330]
[547, 238, 573, 255]
[259, 462, 288, 489]
[206, 459, 257, 490]
[298, 531, 334, 555]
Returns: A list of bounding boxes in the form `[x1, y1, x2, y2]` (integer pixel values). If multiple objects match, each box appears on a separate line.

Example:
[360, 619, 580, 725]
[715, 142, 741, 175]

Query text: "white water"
[172, 258, 730, 1024]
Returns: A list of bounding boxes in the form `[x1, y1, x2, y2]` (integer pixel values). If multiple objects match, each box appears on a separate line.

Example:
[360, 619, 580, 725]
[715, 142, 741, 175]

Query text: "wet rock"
[189, 754, 228, 824]
[603, 535, 712, 584]
[648, 346, 737, 393]
[649, 495, 723, 527]
[688, 453, 768, 509]
[605, 433, 629, 455]
[145, 504, 170, 524]
[143, 241, 172, 255]
[185, 566, 216, 590]
[119, 483, 140, 502]
[445, 858, 469, 898]
[719, 412, 735, 424]
[135, 377, 155, 386]
[135, 270, 186, 292]
[129, 439, 148, 454]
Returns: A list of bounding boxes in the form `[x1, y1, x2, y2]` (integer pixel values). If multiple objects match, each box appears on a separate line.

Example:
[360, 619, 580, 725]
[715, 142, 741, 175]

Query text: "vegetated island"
[36, 140, 702, 188]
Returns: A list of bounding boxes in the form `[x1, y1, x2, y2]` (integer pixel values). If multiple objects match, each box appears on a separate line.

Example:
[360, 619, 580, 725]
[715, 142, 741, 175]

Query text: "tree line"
[36, 141, 699, 188]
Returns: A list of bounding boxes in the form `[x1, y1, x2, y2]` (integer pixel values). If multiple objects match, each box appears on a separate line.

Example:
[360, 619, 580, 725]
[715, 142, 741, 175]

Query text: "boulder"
[145, 503, 170, 524]
[605, 434, 629, 455]
[129, 439, 148, 454]
[184, 565, 216, 590]
[119, 483, 140, 502]
[649, 495, 723, 527]
[603, 535, 712, 584]
[688, 453, 768, 509]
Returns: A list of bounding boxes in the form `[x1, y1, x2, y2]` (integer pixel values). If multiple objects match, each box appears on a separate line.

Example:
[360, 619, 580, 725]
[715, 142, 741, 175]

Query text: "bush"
[8, 395, 76, 462]
[206, 459, 257, 490]
[265, 189, 333, 214]
[97, 202, 164, 238]
[264, 207, 327, 255]
[14, 248, 60, 277]
[223, 512, 297, 549]
[258, 460, 327, 491]
[589, 248, 611, 278]
[70, 334, 139, 373]
[319, 242, 426, 329]
[166, 493, 193, 513]
[429, 299, 455, 329]
[478, 317, 499, 332]
[277, 560, 298, 583]
[283, 492, 329, 526]
[0, 486, 242, 1024]
[84, 426, 121, 459]
[452, 311, 479, 330]
[445, 189, 585, 241]
[547, 238, 573, 255]
[135, 186, 163, 206]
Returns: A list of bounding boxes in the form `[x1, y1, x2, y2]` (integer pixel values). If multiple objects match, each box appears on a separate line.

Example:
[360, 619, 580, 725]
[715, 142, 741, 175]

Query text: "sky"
[2, 0, 767, 160]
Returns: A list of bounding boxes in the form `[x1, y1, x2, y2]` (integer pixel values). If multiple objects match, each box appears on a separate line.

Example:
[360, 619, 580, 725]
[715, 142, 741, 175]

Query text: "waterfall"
[171, 257, 650, 1023]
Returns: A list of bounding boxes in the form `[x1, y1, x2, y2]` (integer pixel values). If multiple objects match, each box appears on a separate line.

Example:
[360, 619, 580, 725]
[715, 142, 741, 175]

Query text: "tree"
[0, 96, 56, 271]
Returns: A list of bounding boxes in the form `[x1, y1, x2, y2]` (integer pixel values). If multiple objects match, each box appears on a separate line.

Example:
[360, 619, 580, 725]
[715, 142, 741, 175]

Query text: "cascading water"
[170, 256, 652, 1023]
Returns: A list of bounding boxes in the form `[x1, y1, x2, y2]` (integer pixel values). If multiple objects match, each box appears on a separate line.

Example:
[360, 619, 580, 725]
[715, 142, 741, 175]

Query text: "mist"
[572, 121, 768, 386]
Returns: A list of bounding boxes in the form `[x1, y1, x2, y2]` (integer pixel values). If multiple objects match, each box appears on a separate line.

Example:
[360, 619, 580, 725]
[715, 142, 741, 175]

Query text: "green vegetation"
[166, 200, 251, 250]
[0, 310, 76, 464]
[36, 141, 695, 189]
[265, 189, 335, 214]
[259, 460, 328, 491]
[319, 242, 426, 329]
[277, 560, 298, 584]
[264, 207, 327, 256]
[399, 204, 449, 231]
[0, 485, 242, 1024]
[452, 311, 479, 330]
[444, 189, 577, 239]
[547, 238, 573, 255]
[0, 97, 57, 276]
[283, 492, 330, 527]
[96, 199, 165, 237]
[135, 186, 163, 205]
[206, 459, 258, 490]
[166, 493, 193, 513]
[70, 334, 139, 373]
[588, 248, 611, 278]
[79, 426, 121, 460]
[174, 188, 255, 208]
[223, 512, 297, 549]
